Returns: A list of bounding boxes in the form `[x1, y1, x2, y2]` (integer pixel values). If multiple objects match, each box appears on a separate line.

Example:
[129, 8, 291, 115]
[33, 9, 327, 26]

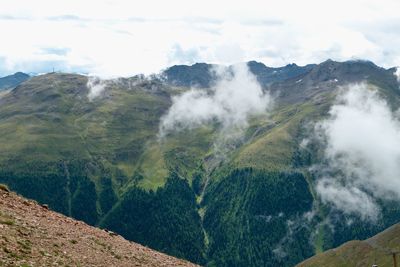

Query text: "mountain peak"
[13, 71, 30, 77]
[163, 62, 215, 87]
[284, 63, 298, 67]
[0, 72, 30, 90]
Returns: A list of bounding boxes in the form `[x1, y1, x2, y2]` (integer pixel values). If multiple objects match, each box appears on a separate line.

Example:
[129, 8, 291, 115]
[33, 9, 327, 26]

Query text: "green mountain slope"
[0, 60, 400, 266]
[297, 222, 400, 267]
[0, 72, 215, 262]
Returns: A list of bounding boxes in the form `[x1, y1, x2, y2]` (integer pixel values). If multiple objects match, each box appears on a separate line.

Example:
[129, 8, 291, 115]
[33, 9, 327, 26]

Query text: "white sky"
[1, 0, 400, 77]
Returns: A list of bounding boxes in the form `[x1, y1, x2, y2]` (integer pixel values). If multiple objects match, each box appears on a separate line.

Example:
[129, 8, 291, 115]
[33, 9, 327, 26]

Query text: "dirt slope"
[0, 188, 199, 267]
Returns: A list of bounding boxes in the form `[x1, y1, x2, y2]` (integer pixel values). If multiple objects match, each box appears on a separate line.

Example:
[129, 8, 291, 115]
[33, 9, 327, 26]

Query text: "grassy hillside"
[0, 72, 215, 264]
[297, 222, 400, 267]
[0, 73, 210, 193]
[233, 101, 323, 170]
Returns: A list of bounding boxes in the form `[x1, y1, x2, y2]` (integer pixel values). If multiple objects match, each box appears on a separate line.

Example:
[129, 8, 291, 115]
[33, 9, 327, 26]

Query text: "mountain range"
[0, 59, 399, 266]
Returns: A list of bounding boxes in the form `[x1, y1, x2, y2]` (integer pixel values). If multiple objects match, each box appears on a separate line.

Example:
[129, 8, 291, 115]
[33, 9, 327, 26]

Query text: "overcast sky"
[1, 0, 400, 77]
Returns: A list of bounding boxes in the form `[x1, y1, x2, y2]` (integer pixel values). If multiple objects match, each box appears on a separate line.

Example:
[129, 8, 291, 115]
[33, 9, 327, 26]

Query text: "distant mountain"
[0, 187, 198, 267]
[0, 61, 399, 266]
[163, 59, 399, 105]
[0, 72, 30, 90]
[162, 61, 315, 88]
[162, 62, 217, 87]
[297, 222, 400, 267]
[247, 60, 315, 86]
[269, 59, 399, 104]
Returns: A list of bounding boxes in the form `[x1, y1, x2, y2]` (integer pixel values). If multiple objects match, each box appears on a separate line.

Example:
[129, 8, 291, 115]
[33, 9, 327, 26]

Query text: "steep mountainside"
[0, 60, 399, 266]
[0, 72, 30, 90]
[297, 222, 400, 267]
[0, 187, 199, 267]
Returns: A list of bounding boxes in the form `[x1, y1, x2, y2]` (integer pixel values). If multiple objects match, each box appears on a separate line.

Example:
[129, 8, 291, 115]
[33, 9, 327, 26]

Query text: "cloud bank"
[159, 63, 272, 140]
[312, 83, 400, 221]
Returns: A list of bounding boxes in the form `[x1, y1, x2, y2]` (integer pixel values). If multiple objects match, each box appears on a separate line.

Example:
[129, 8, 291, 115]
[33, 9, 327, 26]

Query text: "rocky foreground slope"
[0, 187, 198, 267]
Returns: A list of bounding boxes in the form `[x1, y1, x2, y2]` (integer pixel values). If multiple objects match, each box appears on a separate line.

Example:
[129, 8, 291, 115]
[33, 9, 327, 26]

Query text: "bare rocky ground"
[0, 188, 199, 267]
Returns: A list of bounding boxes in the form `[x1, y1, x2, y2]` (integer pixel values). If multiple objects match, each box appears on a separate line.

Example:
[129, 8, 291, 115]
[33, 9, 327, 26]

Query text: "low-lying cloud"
[312, 83, 400, 221]
[396, 67, 400, 83]
[316, 179, 381, 221]
[87, 76, 107, 101]
[86, 75, 148, 100]
[159, 63, 273, 140]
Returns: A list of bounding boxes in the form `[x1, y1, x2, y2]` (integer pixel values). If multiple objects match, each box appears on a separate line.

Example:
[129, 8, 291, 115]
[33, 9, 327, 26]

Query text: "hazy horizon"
[1, 0, 400, 77]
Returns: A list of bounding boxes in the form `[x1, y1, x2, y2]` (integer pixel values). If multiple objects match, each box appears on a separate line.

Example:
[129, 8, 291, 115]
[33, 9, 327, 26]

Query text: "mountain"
[268, 59, 399, 104]
[162, 62, 218, 87]
[0, 72, 30, 90]
[297, 222, 400, 267]
[0, 60, 399, 266]
[162, 61, 315, 88]
[0, 186, 199, 266]
[247, 61, 316, 86]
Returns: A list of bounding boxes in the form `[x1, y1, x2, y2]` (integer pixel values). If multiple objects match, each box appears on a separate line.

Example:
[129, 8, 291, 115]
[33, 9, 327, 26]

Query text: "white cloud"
[159, 63, 272, 138]
[316, 179, 380, 221]
[313, 83, 400, 220]
[87, 76, 107, 101]
[0, 0, 400, 76]
[395, 67, 400, 83]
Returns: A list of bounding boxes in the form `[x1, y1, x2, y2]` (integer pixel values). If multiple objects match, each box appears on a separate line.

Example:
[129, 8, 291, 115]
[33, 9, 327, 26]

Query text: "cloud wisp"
[395, 67, 400, 83]
[87, 76, 107, 101]
[159, 63, 273, 153]
[310, 83, 400, 221]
